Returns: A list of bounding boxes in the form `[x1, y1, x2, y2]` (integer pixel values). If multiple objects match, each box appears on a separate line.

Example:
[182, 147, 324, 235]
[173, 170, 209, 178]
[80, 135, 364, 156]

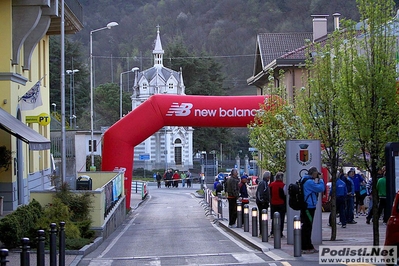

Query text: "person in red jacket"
[269, 172, 286, 237]
[172, 170, 180, 188]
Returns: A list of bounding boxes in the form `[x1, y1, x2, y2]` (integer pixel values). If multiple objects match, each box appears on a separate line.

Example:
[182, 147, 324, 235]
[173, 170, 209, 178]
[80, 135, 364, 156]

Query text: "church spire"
[153, 25, 164, 66]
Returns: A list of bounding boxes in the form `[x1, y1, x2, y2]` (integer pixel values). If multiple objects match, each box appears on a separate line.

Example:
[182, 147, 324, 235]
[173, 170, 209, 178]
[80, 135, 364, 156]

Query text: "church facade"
[131, 27, 194, 171]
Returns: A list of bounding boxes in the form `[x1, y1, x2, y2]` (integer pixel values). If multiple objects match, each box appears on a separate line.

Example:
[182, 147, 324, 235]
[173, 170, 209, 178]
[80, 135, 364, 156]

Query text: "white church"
[131, 27, 194, 171]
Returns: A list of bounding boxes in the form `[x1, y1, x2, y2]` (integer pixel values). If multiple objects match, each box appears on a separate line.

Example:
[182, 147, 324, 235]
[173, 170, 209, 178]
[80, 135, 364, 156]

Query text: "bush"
[54, 183, 93, 222]
[0, 199, 43, 248]
[0, 215, 22, 248]
[37, 198, 81, 236]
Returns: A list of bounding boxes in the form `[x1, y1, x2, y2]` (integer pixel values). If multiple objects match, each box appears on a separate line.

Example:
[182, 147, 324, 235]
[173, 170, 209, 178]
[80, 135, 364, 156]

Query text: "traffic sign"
[139, 154, 150, 160]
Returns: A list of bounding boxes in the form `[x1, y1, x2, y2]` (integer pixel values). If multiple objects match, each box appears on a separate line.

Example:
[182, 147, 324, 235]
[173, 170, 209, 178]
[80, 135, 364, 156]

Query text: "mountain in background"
[72, 0, 375, 95]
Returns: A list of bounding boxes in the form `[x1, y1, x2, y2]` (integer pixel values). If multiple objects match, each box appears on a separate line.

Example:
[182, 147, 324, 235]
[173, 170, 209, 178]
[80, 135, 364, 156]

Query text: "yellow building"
[0, 0, 82, 212]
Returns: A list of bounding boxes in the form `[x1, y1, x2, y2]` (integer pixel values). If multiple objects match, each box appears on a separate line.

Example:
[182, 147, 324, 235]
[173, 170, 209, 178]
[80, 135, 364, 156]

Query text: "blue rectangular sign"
[139, 154, 150, 160]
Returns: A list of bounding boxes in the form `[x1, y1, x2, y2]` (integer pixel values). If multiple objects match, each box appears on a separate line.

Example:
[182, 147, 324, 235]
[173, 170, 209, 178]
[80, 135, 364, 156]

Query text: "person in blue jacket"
[328, 175, 347, 228]
[301, 166, 325, 254]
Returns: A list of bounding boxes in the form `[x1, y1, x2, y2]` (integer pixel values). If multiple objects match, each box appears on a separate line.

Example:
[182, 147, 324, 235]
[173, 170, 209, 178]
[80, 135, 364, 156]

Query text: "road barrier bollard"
[243, 204, 249, 232]
[217, 193, 223, 219]
[261, 209, 268, 242]
[0, 249, 8, 266]
[37, 230, 45, 266]
[273, 212, 281, 249]
[237, 201, 242, 228]
[59, 222, 66, 266]
[252, 207, 258, 237]
[20, 238, 30, 266]
[294, 215, 302, 257]
[50, 223, 57, 266]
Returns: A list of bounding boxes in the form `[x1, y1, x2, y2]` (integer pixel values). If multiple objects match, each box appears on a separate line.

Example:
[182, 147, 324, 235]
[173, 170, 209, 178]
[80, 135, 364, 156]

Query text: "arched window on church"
[174, 138, 182, 165]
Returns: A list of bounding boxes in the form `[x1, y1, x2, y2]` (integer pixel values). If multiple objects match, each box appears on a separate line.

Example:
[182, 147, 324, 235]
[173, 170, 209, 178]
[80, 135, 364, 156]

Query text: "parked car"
[385, 190, 399, 265]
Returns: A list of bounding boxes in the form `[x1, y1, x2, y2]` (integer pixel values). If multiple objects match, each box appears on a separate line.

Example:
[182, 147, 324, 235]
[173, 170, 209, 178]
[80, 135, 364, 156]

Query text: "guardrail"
[202, 186, 226, 221]
[132, 181, 148, 200]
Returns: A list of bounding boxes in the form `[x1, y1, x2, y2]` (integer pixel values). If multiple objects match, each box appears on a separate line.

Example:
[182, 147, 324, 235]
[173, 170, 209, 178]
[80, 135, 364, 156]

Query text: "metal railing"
[202, 187, 225, 221]
[65, 0, 83, 24]
[132, 181, 148, 200]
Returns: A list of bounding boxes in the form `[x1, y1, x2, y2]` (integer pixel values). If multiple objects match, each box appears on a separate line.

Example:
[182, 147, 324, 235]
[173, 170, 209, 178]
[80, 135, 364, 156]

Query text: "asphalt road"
[77, 184, 279, 266]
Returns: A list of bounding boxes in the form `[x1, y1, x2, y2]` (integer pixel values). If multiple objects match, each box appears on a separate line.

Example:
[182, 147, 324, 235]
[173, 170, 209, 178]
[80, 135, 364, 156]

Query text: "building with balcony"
[0, 0, 83, 212]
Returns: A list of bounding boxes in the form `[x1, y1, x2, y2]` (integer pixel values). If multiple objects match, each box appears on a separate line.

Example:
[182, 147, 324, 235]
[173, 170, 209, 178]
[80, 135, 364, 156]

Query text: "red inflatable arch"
[102, 94, 269, 209]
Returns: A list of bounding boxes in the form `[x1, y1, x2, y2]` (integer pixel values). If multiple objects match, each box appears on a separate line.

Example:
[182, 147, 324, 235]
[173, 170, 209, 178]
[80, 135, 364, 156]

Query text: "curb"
[217, 220, 320, 262]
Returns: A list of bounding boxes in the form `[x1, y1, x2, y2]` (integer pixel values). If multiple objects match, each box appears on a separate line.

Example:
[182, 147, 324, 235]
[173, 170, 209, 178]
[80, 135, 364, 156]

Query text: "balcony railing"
[47, 0, 84, 35]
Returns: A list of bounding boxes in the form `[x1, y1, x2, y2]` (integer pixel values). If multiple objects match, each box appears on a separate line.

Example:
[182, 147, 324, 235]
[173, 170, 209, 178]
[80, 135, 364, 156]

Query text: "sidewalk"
[2, 192, 145, 266]
[216, 197, 387, 261]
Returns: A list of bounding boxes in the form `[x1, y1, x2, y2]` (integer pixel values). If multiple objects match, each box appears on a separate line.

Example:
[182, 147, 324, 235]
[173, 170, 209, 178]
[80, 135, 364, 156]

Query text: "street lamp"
[90, 21, 118, 171]
[119, 67, 139, 119]
[66, 69, 79, 128]
[51, 103, 56, 113]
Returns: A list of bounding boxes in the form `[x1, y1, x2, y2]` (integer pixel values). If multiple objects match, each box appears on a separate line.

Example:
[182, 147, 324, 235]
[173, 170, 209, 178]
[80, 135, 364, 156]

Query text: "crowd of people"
[219, 165, 388, 255]
[328, 166, 388, 227]
[155, 169, 192, 188]
[154, 164, 387, 255]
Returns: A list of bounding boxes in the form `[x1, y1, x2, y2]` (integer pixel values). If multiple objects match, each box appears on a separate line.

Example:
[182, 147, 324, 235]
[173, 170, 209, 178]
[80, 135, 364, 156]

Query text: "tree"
[49, 36, 90, 130]
[296, 33, 346, 241]
[93, 83, 131, 128]
[337, 0, 399, 245]
[249, 71, 307, 174]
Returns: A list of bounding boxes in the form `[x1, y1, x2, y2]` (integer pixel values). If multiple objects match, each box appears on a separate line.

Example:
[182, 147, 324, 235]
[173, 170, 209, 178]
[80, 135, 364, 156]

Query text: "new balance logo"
[166, 102, 193, 116]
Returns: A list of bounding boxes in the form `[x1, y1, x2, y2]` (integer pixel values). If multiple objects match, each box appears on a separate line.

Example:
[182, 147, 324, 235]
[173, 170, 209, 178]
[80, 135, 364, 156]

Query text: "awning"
[0, 107, 50, 150]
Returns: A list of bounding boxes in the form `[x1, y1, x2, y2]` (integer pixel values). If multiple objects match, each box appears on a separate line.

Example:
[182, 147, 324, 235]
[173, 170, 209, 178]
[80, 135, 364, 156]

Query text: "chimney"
[312, 15, 329, 41]
[333, 13, 341, 31]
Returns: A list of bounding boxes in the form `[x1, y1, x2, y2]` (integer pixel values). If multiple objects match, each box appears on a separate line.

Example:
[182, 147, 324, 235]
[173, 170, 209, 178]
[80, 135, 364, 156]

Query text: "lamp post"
[51, 103, 56, 113]
[66, 69, 79, 128]
[119, 67, 139, 119]
[90, 21, 118, 171]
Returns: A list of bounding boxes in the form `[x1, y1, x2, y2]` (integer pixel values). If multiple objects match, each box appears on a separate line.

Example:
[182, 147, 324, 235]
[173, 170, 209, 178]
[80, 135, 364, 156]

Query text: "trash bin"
[76, 175, 92, 190]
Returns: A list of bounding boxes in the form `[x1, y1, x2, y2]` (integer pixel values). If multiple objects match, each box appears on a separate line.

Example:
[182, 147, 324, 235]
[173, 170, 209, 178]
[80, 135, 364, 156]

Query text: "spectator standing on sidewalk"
[256, 171, 270, 236]
[376, 167, 388, 224]
[214, 177, 223, 194]
[269, 172, 286, 237]
[172, 170, 180, 188]
[239, 175, 250, 224]
[329, 174, 347, 228]
[226, 168, 240, 227]
[301, 167, 325, 254]
[345, 170, 357, 224]
[186, 171, 192, 188]
[350, 168, 365, 216]
[181, 171, 186, 187]
[156, 172, 162, 188]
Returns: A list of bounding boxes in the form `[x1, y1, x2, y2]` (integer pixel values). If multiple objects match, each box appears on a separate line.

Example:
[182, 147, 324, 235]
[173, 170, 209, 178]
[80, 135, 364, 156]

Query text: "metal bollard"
[294, 215, 302, 257]
[0, 196, 3, 216]
[20, 238, 30, 266]
[0, 249, 9, 266]
[243, 204, 249, 232]
[217, 194, 223, 219]
[251, 207, 258, 237]
[273, 212, 281, 249]
[236, 201, 242, 228]
[37, 230, 45, 266]
[59, 222, 66, 266]
[261, 209, 268, 242]
[50, 223, 57, 266]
